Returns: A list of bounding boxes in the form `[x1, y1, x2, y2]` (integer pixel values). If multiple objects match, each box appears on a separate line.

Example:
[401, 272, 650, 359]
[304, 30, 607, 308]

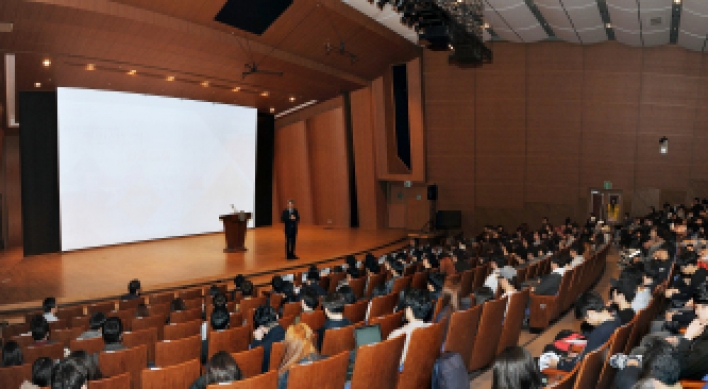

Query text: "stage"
[0, 226, 407, 315]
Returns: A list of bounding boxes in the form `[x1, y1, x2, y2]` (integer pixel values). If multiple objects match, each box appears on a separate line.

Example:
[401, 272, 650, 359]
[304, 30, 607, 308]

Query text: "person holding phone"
[281, 199, 300, 260]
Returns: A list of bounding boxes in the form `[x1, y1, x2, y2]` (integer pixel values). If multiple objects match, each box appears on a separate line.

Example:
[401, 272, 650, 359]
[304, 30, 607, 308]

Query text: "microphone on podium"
[231, 204, 236, 214]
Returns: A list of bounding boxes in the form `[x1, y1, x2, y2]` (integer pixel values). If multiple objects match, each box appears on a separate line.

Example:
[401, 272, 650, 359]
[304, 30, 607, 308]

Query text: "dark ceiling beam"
[525, 0, 555, 38]
[596, 0, 615, 41]
[24, 0, 370, 86]
[669, 0, 682, 44]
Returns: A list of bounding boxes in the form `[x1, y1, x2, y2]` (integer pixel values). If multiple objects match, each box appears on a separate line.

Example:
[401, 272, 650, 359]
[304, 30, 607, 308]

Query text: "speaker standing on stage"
[281, 200, 300, 260]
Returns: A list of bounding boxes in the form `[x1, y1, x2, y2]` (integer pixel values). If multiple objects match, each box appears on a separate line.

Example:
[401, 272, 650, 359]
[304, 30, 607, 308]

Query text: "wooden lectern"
[219, 212, 251, 253]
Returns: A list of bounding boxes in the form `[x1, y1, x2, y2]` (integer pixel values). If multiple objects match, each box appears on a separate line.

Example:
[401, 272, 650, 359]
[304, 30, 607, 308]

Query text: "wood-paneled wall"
[2, 135, 22, 249]
[273, 101, 351, 228]
[424, 41, 708, 232]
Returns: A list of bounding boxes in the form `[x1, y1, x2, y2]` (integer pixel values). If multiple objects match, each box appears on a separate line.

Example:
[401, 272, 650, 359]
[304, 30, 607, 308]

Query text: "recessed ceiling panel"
[678, 0, 708, 51]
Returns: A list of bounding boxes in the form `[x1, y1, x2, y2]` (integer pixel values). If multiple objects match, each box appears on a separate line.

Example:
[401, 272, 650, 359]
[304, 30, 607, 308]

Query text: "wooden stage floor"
[0, 226, 406, 313]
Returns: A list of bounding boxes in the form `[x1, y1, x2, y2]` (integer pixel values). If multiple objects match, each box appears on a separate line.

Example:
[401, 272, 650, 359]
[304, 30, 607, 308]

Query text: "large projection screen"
[58, 87, 257, 251]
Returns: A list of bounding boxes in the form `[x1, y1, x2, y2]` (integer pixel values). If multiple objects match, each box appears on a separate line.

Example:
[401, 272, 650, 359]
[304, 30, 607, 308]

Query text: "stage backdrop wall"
[424, 41, 708, 232]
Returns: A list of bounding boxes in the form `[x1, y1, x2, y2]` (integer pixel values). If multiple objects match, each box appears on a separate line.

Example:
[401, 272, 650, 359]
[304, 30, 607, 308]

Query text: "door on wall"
[589, 190, 623, 225]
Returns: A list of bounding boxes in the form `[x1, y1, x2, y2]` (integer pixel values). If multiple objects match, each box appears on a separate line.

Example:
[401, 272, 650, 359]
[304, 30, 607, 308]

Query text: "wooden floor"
[0, 226, 406, 312]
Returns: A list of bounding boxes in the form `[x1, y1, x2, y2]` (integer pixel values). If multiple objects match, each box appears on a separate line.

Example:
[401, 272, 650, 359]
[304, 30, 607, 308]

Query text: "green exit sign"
[604, 181, 612, 190]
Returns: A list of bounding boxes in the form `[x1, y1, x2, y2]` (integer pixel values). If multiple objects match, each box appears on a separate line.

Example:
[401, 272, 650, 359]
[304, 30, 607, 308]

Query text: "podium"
[219, 212, 251, 253]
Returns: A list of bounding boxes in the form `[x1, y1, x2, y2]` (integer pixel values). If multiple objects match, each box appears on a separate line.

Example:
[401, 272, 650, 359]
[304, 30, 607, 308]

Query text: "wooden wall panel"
[424, 41, 708, 232]
[351, 87, 387, 230]
[306, 108, 350, 227]
[273, 122, 315, 225]
[2, 135, 22, 248]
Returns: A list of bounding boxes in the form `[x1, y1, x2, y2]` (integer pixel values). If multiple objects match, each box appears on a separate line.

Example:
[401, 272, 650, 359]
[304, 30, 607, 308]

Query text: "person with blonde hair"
[277, 323, 324, 389]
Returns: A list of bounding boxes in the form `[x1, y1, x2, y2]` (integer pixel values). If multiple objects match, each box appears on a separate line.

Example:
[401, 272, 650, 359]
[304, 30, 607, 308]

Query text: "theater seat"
[98, 345, 148, 389]
[365, 273, 386, 298]
[70, 336, 105, 354]
[90, 371, 132, 389]
[131, 314, 168, 340]
[369, 311, 404, 340]
[286, 350, 349, 389]
[169, 307, 202, 324]
[141, 358, 200, 389]
[350, 333, 405, 389]
[23, 342, 64, 364]
[343, 300, 369, 324]
[123, 327, 158, 364]
[52, 327, 85, 349]
[299, 310, 326, 332]
[269, 342, 285, 371]
[368, 293, 398, 320]
[206, 370, 278, 389]
[396, 321, 446, 389]
[443, 304, 482, 369]
[154, 334, 201, 367]
[207, 325, 251, 359]
[231, 346, 264, 378]
[468, 296, 507, 371]
[163, 319, 202, 341]
[320, 324, 355, 356]
[0, 364, 32, 389]
[496, 288, 530, 355]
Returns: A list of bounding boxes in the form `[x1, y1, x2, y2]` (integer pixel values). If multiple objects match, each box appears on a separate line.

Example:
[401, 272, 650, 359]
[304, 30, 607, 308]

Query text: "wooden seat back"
[572, 343, 607, 389]
[169, 308, 202, 324]
[328, 272, 346, 292]
[396, 321, 446, 389]
[468, 296, 507, 371]
[154, 334, 201, 367]
[238, 296, 268, 316]
[321, 324, 356, 356]
[163, 319, 202, 341]
[148, 292, 175, 306]
[496, 288, 531, 355]
[299, 310, 326, 332]
[368, 293, 398, 319]
[56, 306, 85, 322]
[52, 327, 85, 348]
[368, 310, 402, 339]
[343, 300, 369, 324]
[597, 321, 634, 389]
[207, 326, 251, 359]
[2, 323, 30, 340]
[70, 336, 105, 354]
[109, 309, 136, 332]
[0, 364, 32, 389]
[230, 346, 264, 378]
[443, 304, 483, 368]
[123, 327, 158, 364]
[206, 370, 278, 389]
[141, 358, 201, 389]
[147, 303, 170, 318]
[178, 288, 203, 301]
[459, 269, 475, 298]
[11, 335, 36, 348]
[349, 276, 367, 299]
[365, 273, 386, 298]
[350, 333, 405, 389]
[118, 297, 146, 311]
[23, 342, 64, 364]
[98, 345, 148, 389]
[131, 314, 167, 340]
[278, 315, 296, 330]
[287, 350, 349, 389]
[410, 271, 429, 290]
[391, 276, 412, 296]
[472, 263, 489, 289]
[90, 372, 132, 389]
[88, 301, 118, 315]
[269, 342, 285, 371]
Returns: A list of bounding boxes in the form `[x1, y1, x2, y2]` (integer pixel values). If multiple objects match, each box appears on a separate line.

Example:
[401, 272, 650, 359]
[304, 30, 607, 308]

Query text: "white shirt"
[43, 313, 59, 323]
[483, 271, 500, 294]
[388, 320, 432, 366]
[632, 288, 651, 312]
[570, 256, 585, 269]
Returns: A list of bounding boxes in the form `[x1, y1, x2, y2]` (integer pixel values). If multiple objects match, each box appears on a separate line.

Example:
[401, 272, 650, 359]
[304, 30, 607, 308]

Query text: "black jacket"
[558, 316, 621, 371]
[534, 272, 563, 296]
[677, 326, 708, 380]
[250, 324, 286, 373]
[281, 209, 300, 235]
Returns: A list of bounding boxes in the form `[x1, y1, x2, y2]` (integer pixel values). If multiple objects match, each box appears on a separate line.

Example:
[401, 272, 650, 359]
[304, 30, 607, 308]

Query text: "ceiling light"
[232, 87, 241, 92]
[42, 59, 51, 67]
[86, 64, 95, 71]
[166, 76, 175, 82]
[269, 107, 275, 113]
[605, 23, 612, 28]
[201, 81, 209, 87]
[261, 91, 269, 97]
[128, 70, 136, 75]
[674, 0, 681, 4]
[289, 96, 296, 102]
[34, 82, 41, 88]
[483, 22, 490, 29]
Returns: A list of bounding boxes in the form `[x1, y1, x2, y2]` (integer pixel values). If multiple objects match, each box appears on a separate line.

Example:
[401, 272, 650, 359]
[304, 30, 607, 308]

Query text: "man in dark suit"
[281, 199, 300, 259]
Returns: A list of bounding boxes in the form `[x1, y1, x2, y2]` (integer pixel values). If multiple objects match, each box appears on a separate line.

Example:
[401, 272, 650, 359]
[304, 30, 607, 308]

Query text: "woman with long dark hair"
[492, 346, 543, 389]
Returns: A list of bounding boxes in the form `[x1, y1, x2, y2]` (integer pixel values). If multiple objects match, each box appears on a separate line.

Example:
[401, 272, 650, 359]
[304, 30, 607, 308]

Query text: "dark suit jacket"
[534, 272, 562, 296]
[250, 324, 286, 373]
[281, 208, 300, 236]
[677, 326, 708, 380]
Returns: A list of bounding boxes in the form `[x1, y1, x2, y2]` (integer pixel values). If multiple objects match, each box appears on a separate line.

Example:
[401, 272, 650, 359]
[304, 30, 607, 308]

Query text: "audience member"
[42, 297, 59, 323]
[202, 308, 230, 364]
[492, 346, 543, 389]
[1, 340, 23, 367]
[250, 305, 286, 373]
[336, 285, 357, 305]
[189, 351, 243, 389]
[384, 261, 404, 294]
[304, 267, 326, 296]
[30, 314, 53, 345]
[77, 312, 106, 340]
[241, 280, 255, 299]
[474, 286, 495, 306]
[427, 272, 445, 301]
[50, 359, 88, 389]
[613, 338, 679, 389]
[67, 350, 102, 381]
[277, 323, 323, 389]
[20, 357, 54, 389]
[530, 257, 565, 296]
[610, 278, 637, 325]
[388, 288, 432, 366]
[101, 317, 126, 352]
[121, 279, 141, 301]
[317, 292, 352, 350]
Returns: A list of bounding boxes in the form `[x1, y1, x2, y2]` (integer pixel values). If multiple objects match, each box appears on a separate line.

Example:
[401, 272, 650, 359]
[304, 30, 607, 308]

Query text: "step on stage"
[0, 226, 407, 312]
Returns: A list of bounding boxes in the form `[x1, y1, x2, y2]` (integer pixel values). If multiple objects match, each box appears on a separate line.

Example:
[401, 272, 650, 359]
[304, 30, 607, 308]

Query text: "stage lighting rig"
[375, 0, 492, 66]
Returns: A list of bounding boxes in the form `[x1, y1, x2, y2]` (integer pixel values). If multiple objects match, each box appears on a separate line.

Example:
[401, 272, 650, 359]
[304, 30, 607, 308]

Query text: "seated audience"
[427, 272, 445, 302]
[549, 291, 621, 371]
[492, 346, 543, 389]
[202, 308, 230, 364]
[167, 297, 186, 324]
[610, 278, 637, 325]
[304, 267, 326, 297]
[474, 286, 495, 306]
[101, 317, 126, 352]
[2, 340, 23, 367]
[299, 287, 319, 320]
[277, 323, 323, 389]
[530, 257, 565, 296]
[241, 280, 255, 299]
[569, 245, 584, 268]
[30, 315, 53, 345]
[613, 338, 680, 389]
[20, 357, 54, 389]
[77, 312, 106, 340]
[121, 279, 141, 301]
[384, 261, 404, 294]
[50, 358, 88, 389]
[317, 292, 352, 350]
[43, 297, 59, 322]
[250, 305, 286, 373]
[336, 285, 357, 305]
[365, 284, 389, 321]
[388, 288, 433, 366]
[231, 274, 246, 300]
[189, 351, 243, 389]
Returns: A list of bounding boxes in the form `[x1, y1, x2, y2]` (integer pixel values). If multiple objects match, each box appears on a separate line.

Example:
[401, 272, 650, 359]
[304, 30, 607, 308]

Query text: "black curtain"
[392, 64, 412, 170]
[19, 91, 61, 255]
[254, 112, 274, 227]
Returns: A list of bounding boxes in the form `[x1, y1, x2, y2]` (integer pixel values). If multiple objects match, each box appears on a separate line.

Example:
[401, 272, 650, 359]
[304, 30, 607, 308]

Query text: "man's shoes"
[286, 255, 298, 260]
[292, 255, 299, 259]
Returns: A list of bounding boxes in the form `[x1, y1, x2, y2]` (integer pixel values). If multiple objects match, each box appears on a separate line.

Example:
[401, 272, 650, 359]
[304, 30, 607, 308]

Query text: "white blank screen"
[58, 87, 257, 251]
